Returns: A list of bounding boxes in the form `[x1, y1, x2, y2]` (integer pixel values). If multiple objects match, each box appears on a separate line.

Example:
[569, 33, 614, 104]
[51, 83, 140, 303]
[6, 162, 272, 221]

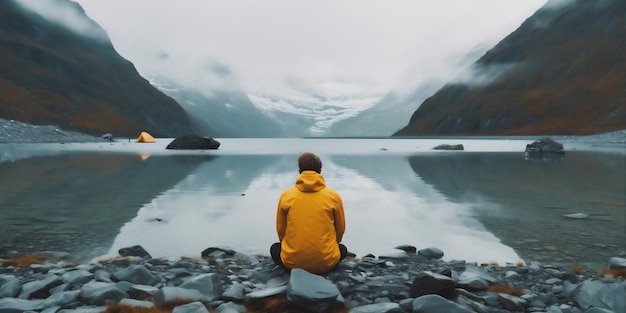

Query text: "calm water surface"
[0, 138, 624, 269]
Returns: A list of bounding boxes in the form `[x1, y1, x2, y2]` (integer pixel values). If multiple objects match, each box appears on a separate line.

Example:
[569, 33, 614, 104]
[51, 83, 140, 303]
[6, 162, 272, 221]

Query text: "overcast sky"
[15, 0, 547, 105]
[64, 1, 546, 99]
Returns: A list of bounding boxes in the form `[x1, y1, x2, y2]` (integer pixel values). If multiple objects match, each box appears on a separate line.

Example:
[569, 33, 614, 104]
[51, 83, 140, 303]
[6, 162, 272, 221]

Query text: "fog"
[14, 0, 548, 134]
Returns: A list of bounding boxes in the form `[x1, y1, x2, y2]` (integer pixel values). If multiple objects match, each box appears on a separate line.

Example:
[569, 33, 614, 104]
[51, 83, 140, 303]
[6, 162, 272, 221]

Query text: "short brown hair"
[298, 152, 322, 173]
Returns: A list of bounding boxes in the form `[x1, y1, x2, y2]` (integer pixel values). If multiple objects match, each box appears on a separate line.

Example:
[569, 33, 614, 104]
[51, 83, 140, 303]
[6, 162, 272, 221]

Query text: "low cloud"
[450, 63, 515, 87]
[73, 0, 546, 104]
[13, 0, 108, 42]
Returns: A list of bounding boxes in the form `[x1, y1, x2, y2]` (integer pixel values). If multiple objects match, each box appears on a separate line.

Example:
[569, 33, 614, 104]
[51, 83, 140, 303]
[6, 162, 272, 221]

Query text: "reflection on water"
[0, 153, 210, 260]
[408, 152, 626, 269]
[1, 139, 623, 269]
[108, 154, 521, 264]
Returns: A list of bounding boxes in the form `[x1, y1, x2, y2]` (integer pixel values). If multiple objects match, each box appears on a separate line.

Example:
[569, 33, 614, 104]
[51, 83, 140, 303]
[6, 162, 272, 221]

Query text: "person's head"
[298, 152, 322, 173]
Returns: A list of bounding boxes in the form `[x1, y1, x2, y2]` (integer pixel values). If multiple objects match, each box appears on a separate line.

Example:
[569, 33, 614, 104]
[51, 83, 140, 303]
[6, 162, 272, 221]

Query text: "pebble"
[0, 244, 624, 313]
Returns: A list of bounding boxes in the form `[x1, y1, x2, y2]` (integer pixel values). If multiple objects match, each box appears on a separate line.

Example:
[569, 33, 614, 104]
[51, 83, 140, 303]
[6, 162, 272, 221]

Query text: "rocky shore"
[0, 118, 104, 143]
[1, 245, 625, 313]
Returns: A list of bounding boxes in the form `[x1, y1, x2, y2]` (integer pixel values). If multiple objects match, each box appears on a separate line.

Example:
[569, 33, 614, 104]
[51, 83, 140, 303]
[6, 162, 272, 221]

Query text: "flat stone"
[417, 248, 444, 259]
[409, 271, 456, 298]
[608, 257, 626, 269]
[119, 298, 155, 308]
[171, 301, 210, 313]
[38, 290, 80, 309]
[0, 298, 44, 313]
[349, 302, 403, 313]
[412, 294, 474, 313]
[153, 287, 206, 306]
[18, 275, 62, 299]
[287, 268, 343, 313]
[118, 245, 152, 258]
[245, 285, 287, 299]
[180, 273, 223, 302]
[113, 264, 156, 285]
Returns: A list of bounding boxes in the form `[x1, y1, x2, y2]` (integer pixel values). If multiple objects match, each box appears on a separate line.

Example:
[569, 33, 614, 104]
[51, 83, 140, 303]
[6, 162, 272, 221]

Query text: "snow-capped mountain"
[248, 91, 381, 136]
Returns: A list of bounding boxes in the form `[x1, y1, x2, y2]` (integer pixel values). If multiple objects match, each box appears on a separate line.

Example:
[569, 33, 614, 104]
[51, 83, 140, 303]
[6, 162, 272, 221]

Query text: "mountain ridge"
[394, 0, 625, 136]
[0, 0, 192, 137]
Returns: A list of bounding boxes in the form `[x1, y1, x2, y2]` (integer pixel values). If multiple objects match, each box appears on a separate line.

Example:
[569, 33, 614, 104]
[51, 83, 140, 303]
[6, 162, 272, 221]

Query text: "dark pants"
[270, 242, 348, 268]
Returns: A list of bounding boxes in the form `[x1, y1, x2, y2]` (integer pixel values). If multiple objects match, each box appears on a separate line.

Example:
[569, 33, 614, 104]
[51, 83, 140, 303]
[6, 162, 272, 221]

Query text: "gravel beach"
[0, 118, 105, 143]
[0, 245, 625, 313]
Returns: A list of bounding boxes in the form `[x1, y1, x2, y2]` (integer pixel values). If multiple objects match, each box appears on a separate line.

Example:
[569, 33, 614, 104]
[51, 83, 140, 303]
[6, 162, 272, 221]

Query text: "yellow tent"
[136, 131, 156, 143]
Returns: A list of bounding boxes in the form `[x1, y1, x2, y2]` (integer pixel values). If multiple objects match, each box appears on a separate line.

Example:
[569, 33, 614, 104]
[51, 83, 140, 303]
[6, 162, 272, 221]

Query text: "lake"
[0, 137, 624, 270]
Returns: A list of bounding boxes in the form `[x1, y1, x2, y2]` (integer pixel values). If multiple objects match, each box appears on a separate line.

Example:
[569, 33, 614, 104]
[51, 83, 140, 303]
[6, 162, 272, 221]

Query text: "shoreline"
[0, 245, 624, 313]
[2, 118, 625, 145]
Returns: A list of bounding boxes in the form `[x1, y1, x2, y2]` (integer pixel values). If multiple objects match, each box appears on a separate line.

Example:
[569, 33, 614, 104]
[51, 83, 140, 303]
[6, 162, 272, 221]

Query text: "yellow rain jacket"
[276, 170, 346, 274]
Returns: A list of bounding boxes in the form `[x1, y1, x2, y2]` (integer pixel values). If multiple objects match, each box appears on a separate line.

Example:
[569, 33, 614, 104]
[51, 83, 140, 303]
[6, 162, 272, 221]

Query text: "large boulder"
[409, 271, 456, 298]
[286, 268, 344, 313]
[567, 280, 626, 312]
[166, 134, 220, 150]
[525, 138, 565, 156]
[119, 245, 152, 258]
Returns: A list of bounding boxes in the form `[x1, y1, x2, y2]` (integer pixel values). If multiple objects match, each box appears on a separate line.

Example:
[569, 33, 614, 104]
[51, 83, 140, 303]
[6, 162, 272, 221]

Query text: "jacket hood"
[295, 171, 326, 192]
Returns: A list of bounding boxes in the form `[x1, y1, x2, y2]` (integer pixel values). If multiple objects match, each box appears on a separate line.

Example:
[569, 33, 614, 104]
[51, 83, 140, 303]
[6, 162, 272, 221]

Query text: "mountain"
[147, 73, 289, 138]
[0, 0, 192, 137]
[326, 44, 490, 137]
[325, 81, 441, 137]
[249, 92, 377, 137]
[395, 0, 626, 136]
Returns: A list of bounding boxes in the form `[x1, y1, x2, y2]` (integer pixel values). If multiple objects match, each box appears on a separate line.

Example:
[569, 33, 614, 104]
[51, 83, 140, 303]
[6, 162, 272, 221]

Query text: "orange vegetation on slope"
[1, 255, 47, 267]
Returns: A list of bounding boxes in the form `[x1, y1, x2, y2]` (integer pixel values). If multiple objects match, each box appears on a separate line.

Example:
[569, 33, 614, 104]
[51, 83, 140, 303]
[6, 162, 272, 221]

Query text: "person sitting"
[270, 152, 348, 274]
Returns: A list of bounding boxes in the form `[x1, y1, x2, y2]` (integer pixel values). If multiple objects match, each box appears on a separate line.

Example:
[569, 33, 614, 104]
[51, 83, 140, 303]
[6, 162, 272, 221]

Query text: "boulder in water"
[166, 134, 220, 150]
[433, 144, 464, 150]
[525, 138, 565, 156]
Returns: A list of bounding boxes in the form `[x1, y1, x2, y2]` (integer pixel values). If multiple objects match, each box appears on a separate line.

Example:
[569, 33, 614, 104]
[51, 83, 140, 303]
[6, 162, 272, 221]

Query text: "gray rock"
[113, 264, 156, 285]
[409, 271, 456, 298]
[394, 245, 417, 254]
[56, 306, 109, 312]
[584, 308, 615, 313]
[417, 247, 444, 259]
[412, 294, 474, 313]
[456, 266, 499, 291]
[171, 301, 210, 313]
[245, 285, 287, 299]
[0, 298, 44, 313]
[94, 269, 112, 283]
[86, 286, 128, 305]
[568, 280, 626, 312]
[201, 246, 237, 259]
[38, 290, 80, 309]
[349, 302, 404, 313]
[286, 268, 343, 313]
[118, 245, 152, 258]
[153, 287, 206, 306]
[19, 274, 62, 299]
[525, 137, 565, 156]
[216, 301, 246, 313]
[0, 275, 21, 298]
[128, 284, 160, 299]
[79, 281, 128, 305]
[608, 257, 626, 269]
[433, 144, 464, 150]
[166, 135, 221, 150]
[119, 298, 155, 308]
[62, 270, 94, 286]
[399, 298, 415, 312]
[498, 293, 529, 311]
[221, 282, 245, 301]
[180, 273, 223, 302]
